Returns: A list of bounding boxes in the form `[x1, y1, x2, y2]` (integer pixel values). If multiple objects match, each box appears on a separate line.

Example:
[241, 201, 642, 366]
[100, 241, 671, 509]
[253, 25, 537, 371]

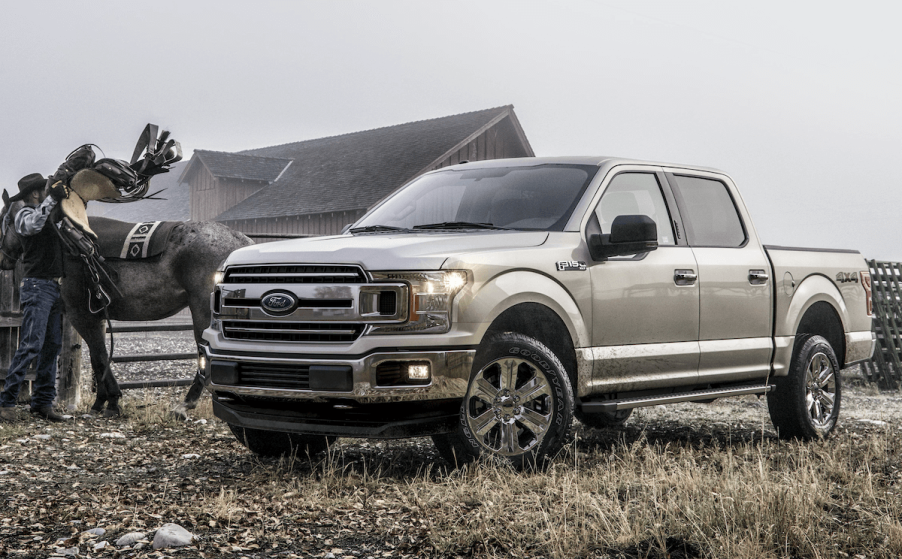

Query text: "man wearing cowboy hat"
[0, 173, 70, 423]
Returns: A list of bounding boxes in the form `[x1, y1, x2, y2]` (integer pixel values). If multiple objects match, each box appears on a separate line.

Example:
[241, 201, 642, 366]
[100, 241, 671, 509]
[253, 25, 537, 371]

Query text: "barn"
[183, 105, 532, 236]
[92, 105, 533, 235]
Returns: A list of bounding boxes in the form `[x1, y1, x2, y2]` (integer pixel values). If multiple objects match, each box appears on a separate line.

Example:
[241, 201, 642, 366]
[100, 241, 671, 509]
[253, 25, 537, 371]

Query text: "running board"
[581, 384, 775, 413]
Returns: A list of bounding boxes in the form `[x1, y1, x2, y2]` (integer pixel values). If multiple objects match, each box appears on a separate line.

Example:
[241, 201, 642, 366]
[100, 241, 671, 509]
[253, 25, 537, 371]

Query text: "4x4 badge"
[835, 272, 859, 284]
[557, 261, 587, 271]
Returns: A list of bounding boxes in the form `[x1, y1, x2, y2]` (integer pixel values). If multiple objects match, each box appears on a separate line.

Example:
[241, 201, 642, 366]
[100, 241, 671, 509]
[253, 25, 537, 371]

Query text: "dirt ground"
[1, 332, 901, 558]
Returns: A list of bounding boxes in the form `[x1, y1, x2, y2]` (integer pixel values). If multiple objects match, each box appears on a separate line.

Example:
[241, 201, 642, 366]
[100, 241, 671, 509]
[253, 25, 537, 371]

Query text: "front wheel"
[433, 332, 575, 470]
[228, 424, 335, 458]
[767, 334, 842, 440]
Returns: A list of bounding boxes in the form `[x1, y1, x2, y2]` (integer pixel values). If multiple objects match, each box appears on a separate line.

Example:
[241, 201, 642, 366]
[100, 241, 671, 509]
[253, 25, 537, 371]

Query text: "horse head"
[0, 190, 26, 270]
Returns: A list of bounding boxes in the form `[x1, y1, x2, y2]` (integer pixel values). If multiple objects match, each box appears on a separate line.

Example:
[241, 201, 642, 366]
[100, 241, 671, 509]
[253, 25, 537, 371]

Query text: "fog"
[2, 1, 899, 258]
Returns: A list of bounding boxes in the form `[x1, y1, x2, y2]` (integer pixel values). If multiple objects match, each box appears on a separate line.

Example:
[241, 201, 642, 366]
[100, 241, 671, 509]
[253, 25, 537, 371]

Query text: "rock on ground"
[152, 523, 196, 549]
[115, 531, 146, 547]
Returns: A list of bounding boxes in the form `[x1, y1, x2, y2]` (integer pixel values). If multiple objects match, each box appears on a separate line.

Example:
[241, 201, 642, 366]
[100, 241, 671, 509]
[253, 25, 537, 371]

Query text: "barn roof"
[190, 150, 292, 183]
[86, 160, 190, 222]
[210, 105, 530, 221]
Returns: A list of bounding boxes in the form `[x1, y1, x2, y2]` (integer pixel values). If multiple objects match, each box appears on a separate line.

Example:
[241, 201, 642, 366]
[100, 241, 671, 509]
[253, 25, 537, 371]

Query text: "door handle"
[674, 269, 697, 286]
[749, 269, 769, 285]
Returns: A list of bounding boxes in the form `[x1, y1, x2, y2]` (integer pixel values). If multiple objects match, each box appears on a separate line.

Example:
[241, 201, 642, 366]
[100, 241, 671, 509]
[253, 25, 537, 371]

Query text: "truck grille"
[240, 363, 310, 390]
[223, 321, 365, 342]
[224, 265, 367, 284]
[215, 263, 406, 344]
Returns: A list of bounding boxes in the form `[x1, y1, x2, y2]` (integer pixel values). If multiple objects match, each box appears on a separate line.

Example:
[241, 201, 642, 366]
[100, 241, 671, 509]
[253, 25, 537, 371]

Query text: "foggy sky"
[2, 1, 900, 259]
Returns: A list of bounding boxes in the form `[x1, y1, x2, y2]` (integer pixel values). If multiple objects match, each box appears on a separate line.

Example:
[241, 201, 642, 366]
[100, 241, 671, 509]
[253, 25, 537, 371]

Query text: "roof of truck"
[430, 155, 727, 176]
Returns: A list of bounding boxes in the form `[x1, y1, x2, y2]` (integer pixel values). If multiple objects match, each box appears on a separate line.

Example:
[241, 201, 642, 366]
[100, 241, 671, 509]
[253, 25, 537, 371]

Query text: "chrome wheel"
[465, 356, 554, 457]
[805, 351, 836, 429]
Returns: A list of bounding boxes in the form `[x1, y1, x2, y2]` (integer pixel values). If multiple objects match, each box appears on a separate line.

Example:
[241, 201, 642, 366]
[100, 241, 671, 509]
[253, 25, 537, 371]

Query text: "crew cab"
[200, 157, 875, 468]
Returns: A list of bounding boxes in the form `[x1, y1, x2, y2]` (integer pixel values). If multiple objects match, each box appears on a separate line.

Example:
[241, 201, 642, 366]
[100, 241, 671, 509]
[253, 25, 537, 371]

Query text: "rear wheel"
[228, 424, 335, 458]
[433, 332, 575, 470]
[767, 334, 841, 440]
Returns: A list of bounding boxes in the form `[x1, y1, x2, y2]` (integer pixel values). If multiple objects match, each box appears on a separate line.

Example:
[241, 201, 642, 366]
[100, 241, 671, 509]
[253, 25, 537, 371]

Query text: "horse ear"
[2, 190, 8, 206]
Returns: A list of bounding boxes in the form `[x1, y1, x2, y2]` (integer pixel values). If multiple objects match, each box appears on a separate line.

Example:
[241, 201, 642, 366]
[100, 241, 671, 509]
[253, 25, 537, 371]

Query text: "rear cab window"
[668, 175, 746, 247]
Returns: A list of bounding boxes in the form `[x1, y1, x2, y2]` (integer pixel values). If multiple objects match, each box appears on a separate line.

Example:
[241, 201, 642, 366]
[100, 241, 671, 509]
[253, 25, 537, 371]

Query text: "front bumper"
[212, 395, 460, 439]
[200, 346, 475, 437]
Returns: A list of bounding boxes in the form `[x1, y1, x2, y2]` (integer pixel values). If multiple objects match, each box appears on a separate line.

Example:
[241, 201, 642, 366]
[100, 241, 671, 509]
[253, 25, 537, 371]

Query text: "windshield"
[355, 164, 598, 232]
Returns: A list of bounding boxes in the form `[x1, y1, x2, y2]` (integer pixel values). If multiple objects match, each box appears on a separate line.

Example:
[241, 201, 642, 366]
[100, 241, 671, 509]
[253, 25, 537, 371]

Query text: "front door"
[588, 169, 700, 392]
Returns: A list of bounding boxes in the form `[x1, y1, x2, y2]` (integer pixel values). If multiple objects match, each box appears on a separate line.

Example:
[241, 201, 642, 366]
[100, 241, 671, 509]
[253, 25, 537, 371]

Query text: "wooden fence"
[1, 264, 197, 405]
[107, 320, 196, 390]
[860, 260, 902, 390]
[1, 264, 82, 408]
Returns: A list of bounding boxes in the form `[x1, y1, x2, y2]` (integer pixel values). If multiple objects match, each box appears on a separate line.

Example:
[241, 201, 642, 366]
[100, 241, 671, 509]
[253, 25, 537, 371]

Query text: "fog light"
[198, 352, 207, 372]
[408, 363, 430, 381]
[375, 361, 432, 386]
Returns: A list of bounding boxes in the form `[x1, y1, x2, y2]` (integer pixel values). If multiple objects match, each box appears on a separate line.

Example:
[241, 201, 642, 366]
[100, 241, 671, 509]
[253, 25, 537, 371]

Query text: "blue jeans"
[0, 278, 63, 408]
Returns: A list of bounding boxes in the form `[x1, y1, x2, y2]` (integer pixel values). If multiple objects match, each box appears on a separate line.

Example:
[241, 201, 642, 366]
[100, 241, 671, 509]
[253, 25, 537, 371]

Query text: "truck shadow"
[575, 418, 780, 454]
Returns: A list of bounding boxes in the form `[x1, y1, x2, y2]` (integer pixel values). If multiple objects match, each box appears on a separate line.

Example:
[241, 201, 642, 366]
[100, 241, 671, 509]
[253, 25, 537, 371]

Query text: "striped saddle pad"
[90, 216, 179, 260]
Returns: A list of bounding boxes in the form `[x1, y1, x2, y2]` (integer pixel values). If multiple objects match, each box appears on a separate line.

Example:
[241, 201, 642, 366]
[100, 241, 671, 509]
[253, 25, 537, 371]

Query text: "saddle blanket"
[90, 216, 179, 260]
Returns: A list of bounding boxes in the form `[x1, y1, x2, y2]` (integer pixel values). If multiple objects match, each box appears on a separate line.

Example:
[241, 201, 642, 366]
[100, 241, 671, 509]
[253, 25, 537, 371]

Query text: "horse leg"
[171, 292, 212, 420]
[69, 312, 122, 416]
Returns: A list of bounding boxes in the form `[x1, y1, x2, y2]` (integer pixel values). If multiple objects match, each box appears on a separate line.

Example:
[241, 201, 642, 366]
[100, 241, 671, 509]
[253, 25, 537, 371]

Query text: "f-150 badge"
[835, 272, 859, 284]
[557, 261, 587, 271]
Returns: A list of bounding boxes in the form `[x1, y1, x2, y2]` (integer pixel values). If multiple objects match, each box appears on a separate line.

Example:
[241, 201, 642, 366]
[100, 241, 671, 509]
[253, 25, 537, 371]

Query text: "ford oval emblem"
[260, 291, 298, 315]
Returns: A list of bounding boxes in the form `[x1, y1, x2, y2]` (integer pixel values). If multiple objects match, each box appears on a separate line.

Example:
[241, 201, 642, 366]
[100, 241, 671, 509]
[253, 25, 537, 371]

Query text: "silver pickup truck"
[200, 157, 875, 468]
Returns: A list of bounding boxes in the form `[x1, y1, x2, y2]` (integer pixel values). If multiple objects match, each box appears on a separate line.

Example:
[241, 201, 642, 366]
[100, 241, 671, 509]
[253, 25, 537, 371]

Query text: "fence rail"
[106, 319, 197, 390]
[864, 260, 902, 390]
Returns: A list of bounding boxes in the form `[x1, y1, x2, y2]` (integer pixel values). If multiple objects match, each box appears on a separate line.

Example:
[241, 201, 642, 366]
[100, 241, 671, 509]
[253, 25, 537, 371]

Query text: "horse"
[0, 190, 252, 417]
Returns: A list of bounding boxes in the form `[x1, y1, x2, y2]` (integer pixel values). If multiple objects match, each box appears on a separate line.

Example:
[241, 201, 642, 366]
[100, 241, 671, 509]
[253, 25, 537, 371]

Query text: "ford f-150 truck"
[200, 156, 875, 468]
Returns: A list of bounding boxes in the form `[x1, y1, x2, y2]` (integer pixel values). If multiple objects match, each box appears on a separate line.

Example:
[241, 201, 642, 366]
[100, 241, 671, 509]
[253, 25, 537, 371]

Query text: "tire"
[575, 407, 632, 429]
[767, 334, 842, 440]
[228, 424, 335, 458]
[433, 332, 575, 470]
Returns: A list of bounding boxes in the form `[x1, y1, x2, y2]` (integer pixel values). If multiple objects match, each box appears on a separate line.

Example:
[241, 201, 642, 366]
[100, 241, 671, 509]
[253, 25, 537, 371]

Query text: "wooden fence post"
[0, 265, 23, 397]
[56, 313, 82, 410]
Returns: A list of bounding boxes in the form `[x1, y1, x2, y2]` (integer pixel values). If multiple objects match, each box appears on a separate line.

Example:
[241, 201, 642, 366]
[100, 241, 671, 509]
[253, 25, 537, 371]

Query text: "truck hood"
[226, 231, 550, 270]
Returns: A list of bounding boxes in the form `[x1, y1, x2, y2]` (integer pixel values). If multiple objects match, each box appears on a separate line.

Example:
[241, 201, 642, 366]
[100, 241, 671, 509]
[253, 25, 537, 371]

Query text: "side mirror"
[588, 215, 658, 260]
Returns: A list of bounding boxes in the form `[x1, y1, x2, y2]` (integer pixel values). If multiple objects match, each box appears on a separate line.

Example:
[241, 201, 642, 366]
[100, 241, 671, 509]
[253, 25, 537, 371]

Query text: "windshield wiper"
[348, 225, 411, 234]
[412, 221, 508, 230]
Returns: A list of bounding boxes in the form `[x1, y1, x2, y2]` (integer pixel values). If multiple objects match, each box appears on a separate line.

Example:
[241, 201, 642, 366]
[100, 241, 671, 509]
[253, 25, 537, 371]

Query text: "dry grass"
[237, 426, 902, 558]
[2, 387, 901, 558]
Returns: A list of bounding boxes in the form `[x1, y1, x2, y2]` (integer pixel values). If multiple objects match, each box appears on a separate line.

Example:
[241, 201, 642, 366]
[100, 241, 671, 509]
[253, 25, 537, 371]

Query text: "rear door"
[664, 171, 773, 384]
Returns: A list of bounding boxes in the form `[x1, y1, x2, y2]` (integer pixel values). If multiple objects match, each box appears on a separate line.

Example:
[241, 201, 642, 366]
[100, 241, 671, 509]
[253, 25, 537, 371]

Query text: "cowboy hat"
[8, 173, 47, 203]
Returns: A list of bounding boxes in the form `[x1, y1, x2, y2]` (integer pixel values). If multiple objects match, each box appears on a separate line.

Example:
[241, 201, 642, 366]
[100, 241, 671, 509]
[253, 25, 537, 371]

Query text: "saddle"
[57, 170, 175, 312]
[49, 125, 182, 314]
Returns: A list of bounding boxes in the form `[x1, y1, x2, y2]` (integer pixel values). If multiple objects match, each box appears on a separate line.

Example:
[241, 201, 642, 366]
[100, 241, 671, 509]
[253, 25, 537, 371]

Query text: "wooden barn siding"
[222, 209, 368, 237]
[190, 173, 267, 222]
[430, 117, 527, 170]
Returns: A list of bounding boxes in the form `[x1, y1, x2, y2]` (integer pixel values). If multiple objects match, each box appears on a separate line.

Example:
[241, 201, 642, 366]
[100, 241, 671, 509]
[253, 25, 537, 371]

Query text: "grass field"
[1, 380, 901, 558]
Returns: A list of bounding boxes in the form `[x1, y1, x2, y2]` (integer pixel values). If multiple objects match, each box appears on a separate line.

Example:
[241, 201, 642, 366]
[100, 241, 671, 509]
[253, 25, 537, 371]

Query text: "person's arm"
[14, 196, 58, 236]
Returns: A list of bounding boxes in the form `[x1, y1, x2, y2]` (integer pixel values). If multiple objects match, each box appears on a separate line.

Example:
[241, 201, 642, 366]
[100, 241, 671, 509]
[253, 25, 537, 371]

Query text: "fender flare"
[780, 274, 848, 337]
[457, 270, 588, 349]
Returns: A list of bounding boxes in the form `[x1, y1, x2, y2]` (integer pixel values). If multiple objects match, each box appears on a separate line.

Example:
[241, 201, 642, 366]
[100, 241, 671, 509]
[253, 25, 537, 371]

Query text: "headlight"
[368, 270, 469, 334]
[213, 270, 225, 285]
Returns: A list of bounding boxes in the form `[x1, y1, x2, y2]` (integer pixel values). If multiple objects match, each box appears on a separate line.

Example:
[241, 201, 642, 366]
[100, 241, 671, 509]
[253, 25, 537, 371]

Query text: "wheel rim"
[805, 351, 836, 429]
[465, 357, 554, 457]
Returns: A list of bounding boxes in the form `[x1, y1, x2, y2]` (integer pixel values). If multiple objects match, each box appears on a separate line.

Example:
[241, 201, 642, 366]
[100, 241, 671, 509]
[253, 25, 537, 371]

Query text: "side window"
[594, 172, 675, 245]
[670, 175, 746, 247]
